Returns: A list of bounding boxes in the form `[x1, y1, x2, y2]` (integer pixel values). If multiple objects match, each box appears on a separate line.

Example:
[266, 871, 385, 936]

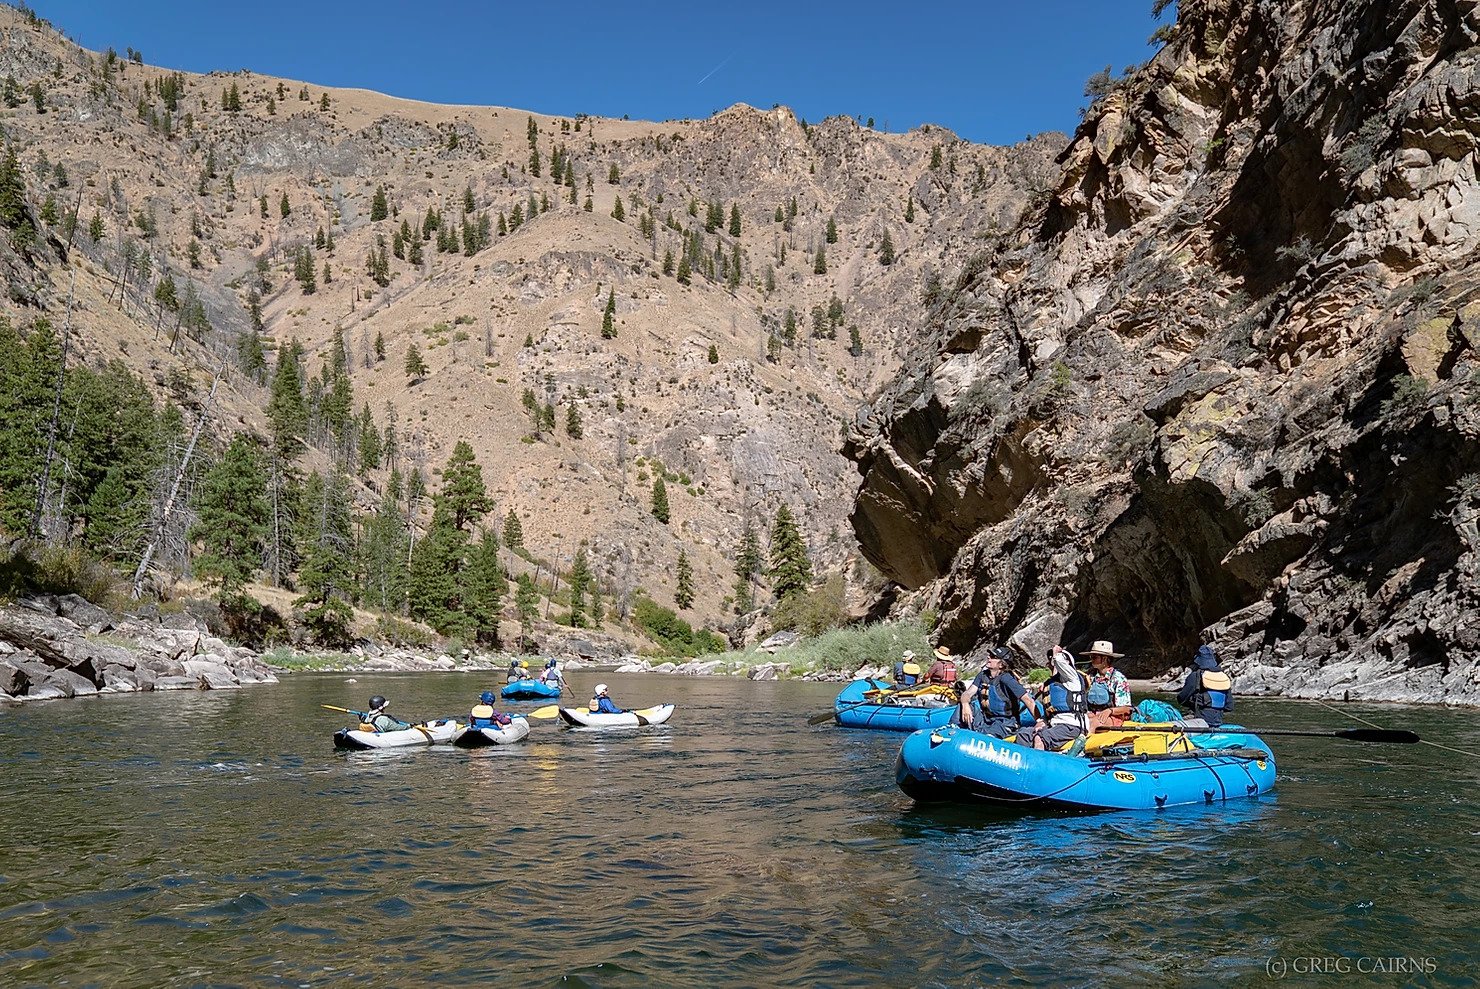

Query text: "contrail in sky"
[697, 54, 735, 86]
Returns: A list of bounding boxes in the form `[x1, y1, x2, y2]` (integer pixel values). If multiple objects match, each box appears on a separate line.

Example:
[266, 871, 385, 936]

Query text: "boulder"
[0, 657, 28, 696]
[182, 657, 242, 689]
[140, 656, 187, 678]
[154, 675, 205, 691]
[101, 663, 155, 693]
[758, 630, 800, 652]
[56, 594, 113, 632]
[15, 594, 59, 615]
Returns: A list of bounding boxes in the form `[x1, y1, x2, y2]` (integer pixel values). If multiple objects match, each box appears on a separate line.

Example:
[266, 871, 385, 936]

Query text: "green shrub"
[374, 614, 438, 649]
[0, 541, 126, 609]
[770, 575, 847, 637]
[1380, 374, 1429, 419]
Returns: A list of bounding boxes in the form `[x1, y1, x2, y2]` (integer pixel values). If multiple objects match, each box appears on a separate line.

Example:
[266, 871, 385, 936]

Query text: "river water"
[0, 672, 1475, 987]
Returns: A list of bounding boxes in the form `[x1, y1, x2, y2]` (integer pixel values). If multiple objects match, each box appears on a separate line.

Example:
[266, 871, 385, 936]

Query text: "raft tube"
[452, 716, 531, 747]
[557, 704, 675, 729]
[833, 678, 957, 732]
[333, 718, 460, 751]
[895, 724, 1276, 812]
[501, 678, 562, 700]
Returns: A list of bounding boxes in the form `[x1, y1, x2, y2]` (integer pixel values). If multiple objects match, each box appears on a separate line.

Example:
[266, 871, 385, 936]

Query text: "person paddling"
[1177, 644, 1234, 727]
[539, 658, 564, 688]
[589, 683, 624, 715]
[366, 695, 410, 732]
[959, 646, 1037, 738]
[469, 691, 513, 729]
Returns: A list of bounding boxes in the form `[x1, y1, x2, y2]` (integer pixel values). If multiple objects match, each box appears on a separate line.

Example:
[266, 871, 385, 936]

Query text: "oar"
[1092, 746, 1270, 765]
[320, 703, 428, 730]
[1119, 725, 1420, 744]
[524, 704, 563, 720]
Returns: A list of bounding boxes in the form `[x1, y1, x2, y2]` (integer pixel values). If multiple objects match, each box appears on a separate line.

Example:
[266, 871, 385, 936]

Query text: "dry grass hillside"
[0, 4, 1061, 635]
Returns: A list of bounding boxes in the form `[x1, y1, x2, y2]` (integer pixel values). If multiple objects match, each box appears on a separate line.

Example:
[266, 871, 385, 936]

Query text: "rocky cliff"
[848, 0, 1480, 704]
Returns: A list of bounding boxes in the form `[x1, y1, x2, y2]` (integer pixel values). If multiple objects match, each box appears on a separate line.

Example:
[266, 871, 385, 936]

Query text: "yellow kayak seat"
[1083, 726, 1194, 756]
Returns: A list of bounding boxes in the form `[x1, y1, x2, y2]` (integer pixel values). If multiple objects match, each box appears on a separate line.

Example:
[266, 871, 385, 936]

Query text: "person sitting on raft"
[366, 695, 410, 732]
[1014, 646, 1090, 751]
[506, 658, 522, 682]
[589, 683, 624, 714]
[893, 651, 922, 687]
[1083, 640, 1133, 727]
[469, 691, 513, 729]
[539, 658, 563, 686]
[1177, 644, 1234, 727]
[924, 645, 957, 685]
[959, 646, 1038, 738]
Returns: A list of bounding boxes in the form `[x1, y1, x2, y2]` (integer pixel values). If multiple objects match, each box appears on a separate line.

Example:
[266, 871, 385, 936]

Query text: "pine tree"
[565, 402, 583, 439]
[662, 249, 674, 276]
[294, 246, 316, 293]
[267, 339, 308, 459]
[408, 501, 470, 637]
[813, 245, 827, 274]
[370, 185, 388, 222]
[529, 145, 541, 177]
[279, 192, 291, 218]
[464, 527, 506, 645]
[676, 254, 692, 285]
[295, 468, 354, 645]
[825, 217, 838, 244]
[904, 196, 915, 223]
[675, 549, 694, 609]
[733, 523, 762, 613]
[607, 162, 620, 184]
[879, 229, 895, 265]
[707, 343, 719, 364]
[440, 440, 491, 530]
[567, 545, 592, 627]
[611, 195, 625, 222]
[502, 508, 524, 551]
[729, 203, 742, 237]
[360, 483, 409, 612]
[767, 504, 812, 601]
[514, 572, 539, 650]
[191, 435, 269, 603]
[404, 343, 427, 382]
[357, 403, 382, 473]
[601, 289, 616, 338]
[849, 324, 863, 357]
[651, 476, 670, 524]
[374, 330, 386, 361]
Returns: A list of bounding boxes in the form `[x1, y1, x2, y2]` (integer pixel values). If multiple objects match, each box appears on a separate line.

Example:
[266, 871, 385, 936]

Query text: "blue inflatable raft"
[832, 678, 958, 732]
[501, 678, 561, 700]
[895, 724, 1276, 812]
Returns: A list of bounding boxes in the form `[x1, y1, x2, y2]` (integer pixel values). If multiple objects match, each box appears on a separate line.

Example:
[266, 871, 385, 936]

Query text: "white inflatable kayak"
[557, 704, 674, 729]
[452, 717, 531, 747]
[333, 718, 460, 750]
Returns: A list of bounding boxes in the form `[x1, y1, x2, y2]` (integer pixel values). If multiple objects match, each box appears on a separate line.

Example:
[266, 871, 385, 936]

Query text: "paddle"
[320, 703, 427, 731]
[1091, 746, 1270, 765]
[524, 704, 563, 720]
[1115, 725, 1420, 744]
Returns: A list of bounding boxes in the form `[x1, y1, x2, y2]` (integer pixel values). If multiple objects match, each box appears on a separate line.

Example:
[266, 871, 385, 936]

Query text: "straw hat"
[1080, 640, 1124, 659]
[933, 645, 952, 660]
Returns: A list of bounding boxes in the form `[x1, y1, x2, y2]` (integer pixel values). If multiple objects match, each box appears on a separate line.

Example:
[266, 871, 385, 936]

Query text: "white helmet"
[594, 683, 608, 695]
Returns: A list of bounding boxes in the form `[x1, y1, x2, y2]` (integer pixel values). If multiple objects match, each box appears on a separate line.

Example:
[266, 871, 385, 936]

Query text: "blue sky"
[30, 0, 1170, 146]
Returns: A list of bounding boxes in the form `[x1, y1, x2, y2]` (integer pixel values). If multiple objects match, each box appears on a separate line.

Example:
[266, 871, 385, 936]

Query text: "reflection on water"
[0, 673, 1476, 986]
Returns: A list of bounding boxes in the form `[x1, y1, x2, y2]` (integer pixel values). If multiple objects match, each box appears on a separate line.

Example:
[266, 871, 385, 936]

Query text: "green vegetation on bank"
[693, 619, 933, 677]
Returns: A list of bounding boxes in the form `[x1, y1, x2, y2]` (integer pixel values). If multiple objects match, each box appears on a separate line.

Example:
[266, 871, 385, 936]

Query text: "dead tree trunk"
[130, 362, 224, 599]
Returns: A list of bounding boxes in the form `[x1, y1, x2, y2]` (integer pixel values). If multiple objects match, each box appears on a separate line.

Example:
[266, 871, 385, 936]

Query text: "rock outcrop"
[848, 0, 1480, 704]
[0, 598, 279, 701]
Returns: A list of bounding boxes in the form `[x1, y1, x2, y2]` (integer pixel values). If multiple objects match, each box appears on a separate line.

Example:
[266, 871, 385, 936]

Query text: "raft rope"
[1315, 700, 1476, 759]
